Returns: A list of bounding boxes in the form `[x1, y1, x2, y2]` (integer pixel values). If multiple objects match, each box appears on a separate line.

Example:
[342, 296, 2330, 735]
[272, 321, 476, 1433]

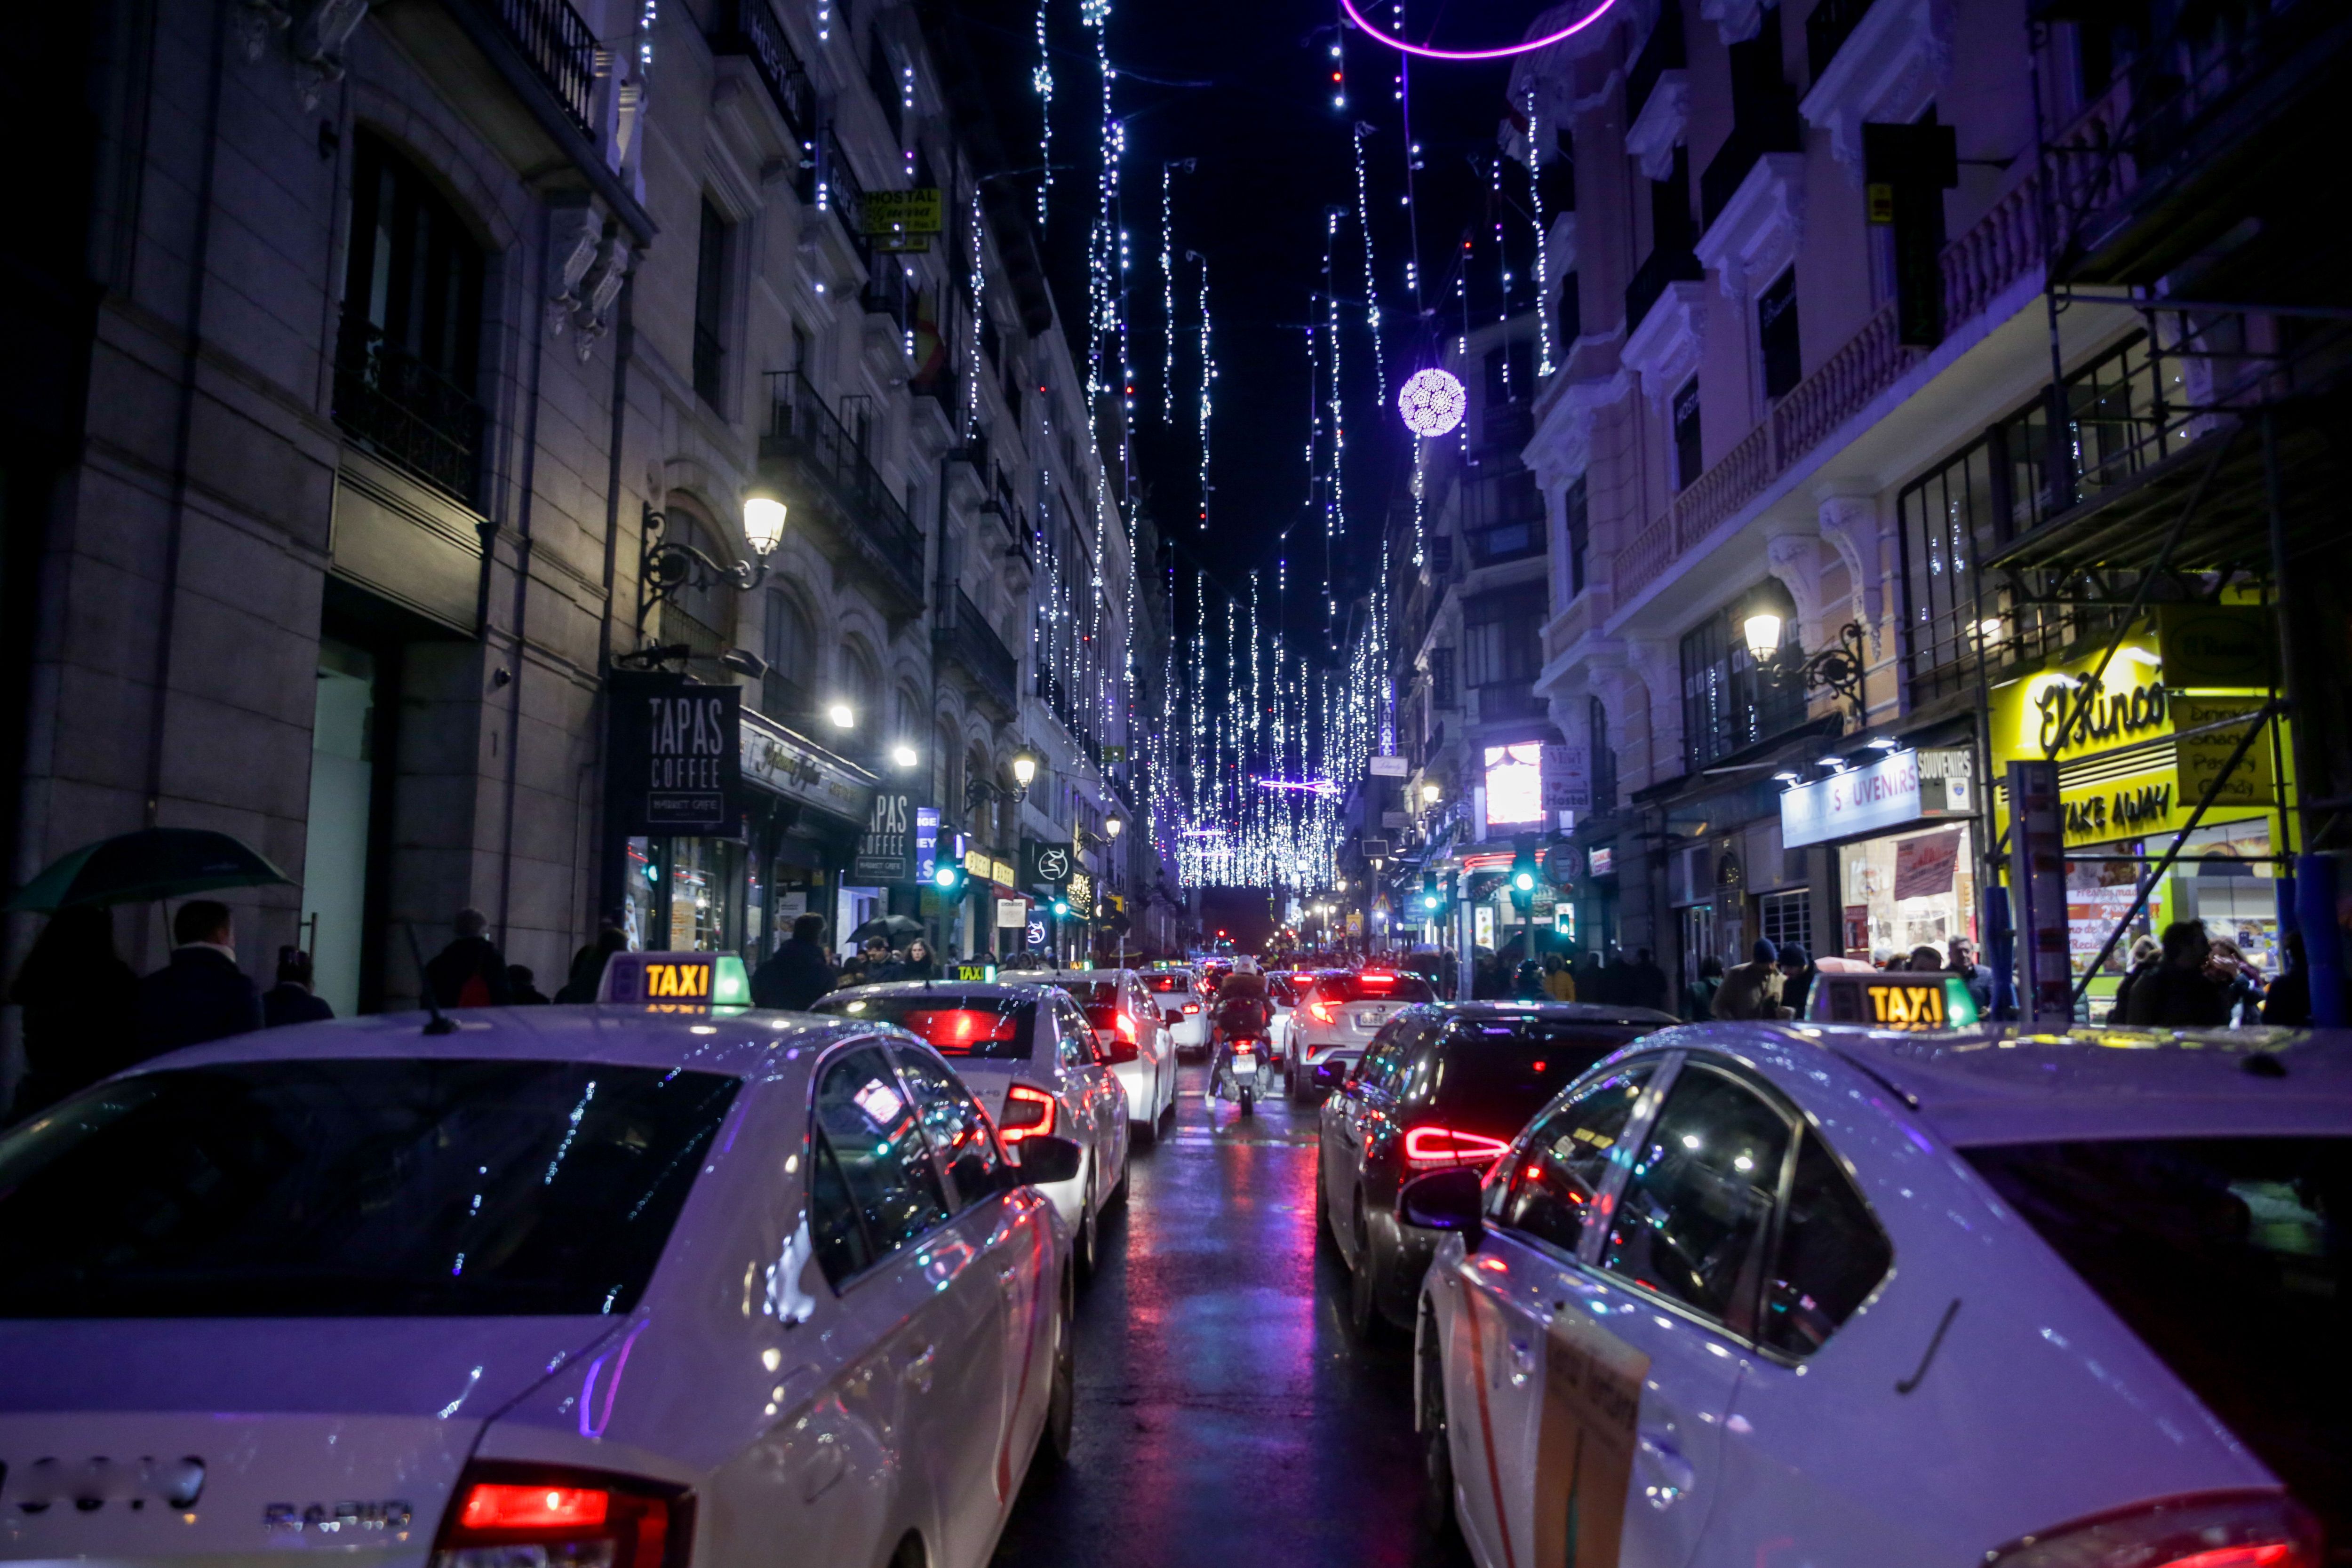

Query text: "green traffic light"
[1513, 870, 1535, 891]
[933, 864, 960, 890]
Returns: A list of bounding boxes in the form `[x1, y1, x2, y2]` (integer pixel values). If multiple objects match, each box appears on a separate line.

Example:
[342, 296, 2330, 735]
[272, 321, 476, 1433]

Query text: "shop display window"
[1838, 825, 1976, 962]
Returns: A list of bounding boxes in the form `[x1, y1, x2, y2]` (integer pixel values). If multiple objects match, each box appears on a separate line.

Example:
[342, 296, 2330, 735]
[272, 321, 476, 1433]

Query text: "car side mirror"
[1012, 1133, 1083, 1186]
[1105, 1035, 1140, 1064]
[1397, 1167, 1485, 1250]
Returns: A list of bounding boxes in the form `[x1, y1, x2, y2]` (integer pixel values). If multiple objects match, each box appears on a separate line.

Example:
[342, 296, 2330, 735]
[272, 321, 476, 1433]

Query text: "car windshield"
[1962, 1136, 2348, 1536]
[1316, 973, 1437, 1005]
[818, 993, 1038, 1059]
[0, 1059, 739, 1317]
[1142, 973, 1192, 994]
[1418, 1022, 1646, 1132]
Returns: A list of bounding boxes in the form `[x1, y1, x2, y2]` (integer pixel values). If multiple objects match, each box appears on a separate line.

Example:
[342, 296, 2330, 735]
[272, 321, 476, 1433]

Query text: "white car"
[1406, 1022, 2343, 1567]
[0, 1007, 1081, 1568]
[1285, 969, 1437, 1100]
[1140, 967, 1209, 1056]
[817, 982, 1132, 1275]
[1030, 968, 1180, 1140]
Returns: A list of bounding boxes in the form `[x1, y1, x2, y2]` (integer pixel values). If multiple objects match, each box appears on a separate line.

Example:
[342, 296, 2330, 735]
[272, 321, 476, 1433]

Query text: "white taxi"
[0, 1005, 1081, 1568]
[1140, 967, 1210, 1057]
[1405, 1023, 2342, 1567]
[1029, 968, 1180, 1140]
[814, 982, 1132, 1276]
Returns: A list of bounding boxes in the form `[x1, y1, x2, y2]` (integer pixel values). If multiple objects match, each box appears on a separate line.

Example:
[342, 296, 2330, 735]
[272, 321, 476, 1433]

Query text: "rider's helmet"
[1232, 955, 1259, 975]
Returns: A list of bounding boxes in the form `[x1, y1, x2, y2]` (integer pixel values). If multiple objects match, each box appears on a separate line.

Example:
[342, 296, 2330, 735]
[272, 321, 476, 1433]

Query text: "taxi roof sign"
[598, 951, 753, 1011]
[1807, 970, 1979, 1030]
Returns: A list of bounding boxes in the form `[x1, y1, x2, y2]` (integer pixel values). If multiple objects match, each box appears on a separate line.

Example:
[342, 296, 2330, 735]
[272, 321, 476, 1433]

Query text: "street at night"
[5, 0, 2352, 1562]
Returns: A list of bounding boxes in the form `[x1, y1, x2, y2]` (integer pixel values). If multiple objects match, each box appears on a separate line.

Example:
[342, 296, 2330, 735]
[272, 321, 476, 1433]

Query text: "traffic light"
[931, 860, 966, 898]
[1052, 898, 1072, 918]
[1420, 872, 1442, 914]
[1510, 844, 1538, 913]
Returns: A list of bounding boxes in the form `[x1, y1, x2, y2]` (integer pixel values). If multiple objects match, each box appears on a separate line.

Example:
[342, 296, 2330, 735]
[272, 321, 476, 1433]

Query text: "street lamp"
[827, 701, 855, 731]
[1741, 609, 1786, 663]
[890, 742, 918, 768]
[1011, 746, 1039, 795]
[1420, 781, 1442, 805]
[1105, 812, 1124, 839]
[741, 486, 789, 556]
[630, 499, 785, 653]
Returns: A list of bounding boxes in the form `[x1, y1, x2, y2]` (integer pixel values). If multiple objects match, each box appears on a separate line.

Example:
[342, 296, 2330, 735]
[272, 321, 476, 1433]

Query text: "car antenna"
[402, 923, 460, 1035]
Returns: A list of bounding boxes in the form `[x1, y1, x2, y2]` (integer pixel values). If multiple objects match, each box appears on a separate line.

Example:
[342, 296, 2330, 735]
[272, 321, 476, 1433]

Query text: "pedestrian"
[2121, 920, 2230, 1027]
[135, 899, 263, 1056]
[898, 938, 939, 980]
[838, 937, 892, 987]
[1945, 936, 1993, 1012]
[1778, 944, 1818, 1020]
[2261, 931, 2313, 1026]
[506, 964, 551, 1004]
[553, 922, 629, 1003]
[262, 947, 335, 1027]
[1629, 947, 1670, 1013]
[2108, 935, 2161, 1022]
[1575, 950, 1607, 1004]
[1713, 939, 1790, 1021]
[1471, 952, 1501, 1000]
[1906, 943, 1946, 973]
[7, 905, 140, 1118]
[1511, 960, 1549, 1002]
[1684, 954, 1724, 1021]
[2204, 936, 2265, 1026]
[752, 913, 837, 1010]
[1604, 946, 1639, 1007]
[1542, 953, 1577, 1002]
[423, 908, 511, 1008]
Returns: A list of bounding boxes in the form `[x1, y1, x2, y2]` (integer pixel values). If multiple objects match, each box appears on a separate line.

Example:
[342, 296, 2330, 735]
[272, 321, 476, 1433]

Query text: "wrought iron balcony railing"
[332, 318, 486, 504]
[760, 371, 925, 612]
[480, 0, 597, 135]
[710, 0, 814, 140]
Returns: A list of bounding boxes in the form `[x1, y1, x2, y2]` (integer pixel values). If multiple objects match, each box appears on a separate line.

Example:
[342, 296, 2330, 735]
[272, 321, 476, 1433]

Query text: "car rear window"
[1142, 973, 1192, 994]
[818, 993, 1038, 1060]
[1316, 973, 1437, 1005]
[0, 1060, 739, 1317]
[1057, 981, 1120, 1007]
[1963, 1137, 2347, 1535]
[1416, 1022, 1642, 1132]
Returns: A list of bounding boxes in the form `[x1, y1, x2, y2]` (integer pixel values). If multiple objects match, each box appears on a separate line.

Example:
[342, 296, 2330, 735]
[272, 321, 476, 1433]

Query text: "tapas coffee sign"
[610, 673, 740, 836]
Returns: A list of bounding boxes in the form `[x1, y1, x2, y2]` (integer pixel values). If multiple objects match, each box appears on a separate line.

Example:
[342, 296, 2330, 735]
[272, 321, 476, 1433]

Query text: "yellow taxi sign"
[1810, 972, 1978, 1030]
[596, 951, 752, 1010]
[953, 962, 998, 983]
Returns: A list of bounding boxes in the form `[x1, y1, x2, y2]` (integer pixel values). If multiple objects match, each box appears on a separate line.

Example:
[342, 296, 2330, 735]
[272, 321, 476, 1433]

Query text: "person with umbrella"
[7, 907, 139, 1118]
[136, 899, 263, 1055]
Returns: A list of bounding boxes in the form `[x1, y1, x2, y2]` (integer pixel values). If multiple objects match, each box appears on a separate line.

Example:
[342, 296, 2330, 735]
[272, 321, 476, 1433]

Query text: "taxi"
[1140, 966, 1210, 1057]
[1404, 1022, 2342, 1568]
[0, 999, 1083, 1568]
[1028, 967, 1180, 1140]
[813, 982, 1132, 1277]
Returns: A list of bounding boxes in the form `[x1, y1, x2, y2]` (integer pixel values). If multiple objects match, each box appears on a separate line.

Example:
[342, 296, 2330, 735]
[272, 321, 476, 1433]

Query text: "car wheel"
[1288, 1059, 1311, 1105]
[1348, 1202, 1386, 1339]
[1314, 1145, 1338, 1255]
[1108, 1136, 1131, 1208]
[1417, 1304, 1455, 1537]
[1040, 1266, 1076, 1465]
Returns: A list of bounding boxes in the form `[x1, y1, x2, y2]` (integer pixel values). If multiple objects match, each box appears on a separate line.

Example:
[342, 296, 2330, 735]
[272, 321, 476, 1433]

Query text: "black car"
[1315, 1001, 1679, 1333]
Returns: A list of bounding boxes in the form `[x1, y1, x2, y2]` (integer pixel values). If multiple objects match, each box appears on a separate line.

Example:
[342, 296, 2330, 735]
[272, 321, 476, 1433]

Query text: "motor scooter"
[1212, 1029, 1272, 1115]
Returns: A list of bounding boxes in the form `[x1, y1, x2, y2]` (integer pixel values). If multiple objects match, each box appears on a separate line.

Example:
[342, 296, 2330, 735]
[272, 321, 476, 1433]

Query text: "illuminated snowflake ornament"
[1397, 367, 1467, 438]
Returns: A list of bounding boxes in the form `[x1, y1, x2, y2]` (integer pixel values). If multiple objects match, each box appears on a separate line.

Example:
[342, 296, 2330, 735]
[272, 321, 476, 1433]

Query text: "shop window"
[1837, 824, 1976, 963]
[1672, 375, 1703, 490]
[298, 638, 377, 1018]
[694, 199, 732, 409]
[1759, 268, 1801, 401]
[762, 590, 813, 720]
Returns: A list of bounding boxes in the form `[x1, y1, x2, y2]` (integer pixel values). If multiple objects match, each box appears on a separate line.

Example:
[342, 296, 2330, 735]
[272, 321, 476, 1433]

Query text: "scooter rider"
[1211, 956, 1272, 1100]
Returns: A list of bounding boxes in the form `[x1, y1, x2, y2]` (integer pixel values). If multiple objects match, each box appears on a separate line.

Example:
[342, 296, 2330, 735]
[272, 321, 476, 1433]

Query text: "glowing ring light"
[1398, 368, 1467, 438]
[1339, 0, 1618, 61]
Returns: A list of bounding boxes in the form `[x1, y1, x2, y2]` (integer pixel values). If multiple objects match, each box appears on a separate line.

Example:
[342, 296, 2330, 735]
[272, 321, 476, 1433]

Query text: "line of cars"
[1303, 980, 2345, 1566]
[0, 954, 1190, 1568]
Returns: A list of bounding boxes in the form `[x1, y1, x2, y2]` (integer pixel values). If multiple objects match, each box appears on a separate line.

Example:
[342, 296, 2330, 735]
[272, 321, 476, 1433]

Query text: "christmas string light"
[1034, 0, 1053, 226]
[1192, 249, 1214, 530]
[1352, 120, 1387, 406]
[1526, 90, 1554, 377]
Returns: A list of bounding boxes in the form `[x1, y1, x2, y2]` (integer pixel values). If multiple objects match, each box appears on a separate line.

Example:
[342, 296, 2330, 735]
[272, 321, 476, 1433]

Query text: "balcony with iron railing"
[478, 0, 598, 134]
[759, 371, 925, 615]
[799, 127, 869, 258]
[332, 317, 486, 505]
[709, 0, 814, 140]
[938, 588, 1020, 719]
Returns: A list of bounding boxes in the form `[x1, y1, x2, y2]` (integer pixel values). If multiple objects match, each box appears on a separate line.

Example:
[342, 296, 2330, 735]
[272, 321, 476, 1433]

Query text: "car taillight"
[1985, 1494, 2318, 1568]
[1115, 1010, 1137, 1041]
[1308, 999, 1336, 1024]
[433, 1466, 685, 1568]
[1000, 1082, 1058, 1146]
[1403, 1125, 1513, 1169]
[1183, 1002, 1200, 1014]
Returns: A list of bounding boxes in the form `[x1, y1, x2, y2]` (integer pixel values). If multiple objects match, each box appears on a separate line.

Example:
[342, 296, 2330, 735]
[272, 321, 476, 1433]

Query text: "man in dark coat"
[1628, 947, 1671, 1013]
[262, 947, 335, 1028]
[8, 906, 140, 1116]
[424, 908, 511, 1008]
[136, 899, 263, 1056]
[2122, 920, 2229, 1027]
[753, 914, 838, 1010]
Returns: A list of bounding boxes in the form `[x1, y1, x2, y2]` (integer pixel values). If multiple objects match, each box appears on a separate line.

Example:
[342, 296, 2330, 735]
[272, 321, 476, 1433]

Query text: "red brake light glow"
[2157, 1550, 2297, 1568]
[435, 1467, 679, 1568]
[459, 1487, 609, 1531]
[1308, 999, 1337, 1024]
[1360, 971, 1397, 985]
[1403, 1125, 1513, 1168]
[1183, 1002, 1200, 1014]
[900, 1008, 1018, 1053]
[1116, 1010, 1138, 1041]
[1000, 1082, 1058, 1145]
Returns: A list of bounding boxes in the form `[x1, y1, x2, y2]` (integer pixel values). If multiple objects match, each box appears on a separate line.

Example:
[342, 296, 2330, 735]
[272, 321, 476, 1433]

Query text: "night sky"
[955, 0, 1555, 657]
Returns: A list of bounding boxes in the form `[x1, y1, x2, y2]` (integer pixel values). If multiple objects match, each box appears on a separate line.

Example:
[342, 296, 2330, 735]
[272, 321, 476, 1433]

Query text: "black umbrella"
[847, 914, 926, 945]
[4, 828, 293, 913]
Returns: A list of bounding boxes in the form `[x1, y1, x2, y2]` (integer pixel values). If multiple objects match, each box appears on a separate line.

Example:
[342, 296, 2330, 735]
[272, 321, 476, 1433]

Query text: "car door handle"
[798, 1434, 845, 1502]
[1634, 1430, 1696, 1505]
[902, 1343, 937, 1393]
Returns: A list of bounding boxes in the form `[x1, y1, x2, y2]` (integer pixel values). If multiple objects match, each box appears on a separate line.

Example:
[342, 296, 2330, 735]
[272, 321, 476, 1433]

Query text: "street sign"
[607, 673, 740, 836]
[1540, 743, 1589, 812]
[1369, 754, 1409, 777]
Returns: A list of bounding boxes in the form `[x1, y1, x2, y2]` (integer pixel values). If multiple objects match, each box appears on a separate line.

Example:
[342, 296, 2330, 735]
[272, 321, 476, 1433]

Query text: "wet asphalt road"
[991, 1061, 1476, 1568]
